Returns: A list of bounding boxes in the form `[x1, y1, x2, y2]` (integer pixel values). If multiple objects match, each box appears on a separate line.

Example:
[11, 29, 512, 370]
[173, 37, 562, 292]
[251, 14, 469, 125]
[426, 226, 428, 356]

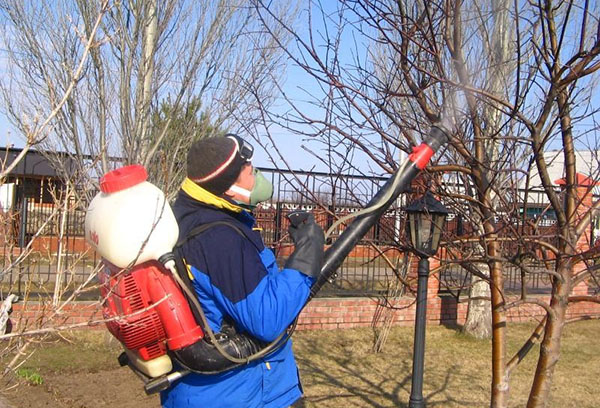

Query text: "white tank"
[85, 165, 179, 268]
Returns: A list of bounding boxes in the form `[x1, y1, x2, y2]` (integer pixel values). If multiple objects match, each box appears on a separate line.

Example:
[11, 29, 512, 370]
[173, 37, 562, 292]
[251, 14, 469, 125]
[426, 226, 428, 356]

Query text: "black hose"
[309, 125, 449, 300]
[310, 162, 419, 299]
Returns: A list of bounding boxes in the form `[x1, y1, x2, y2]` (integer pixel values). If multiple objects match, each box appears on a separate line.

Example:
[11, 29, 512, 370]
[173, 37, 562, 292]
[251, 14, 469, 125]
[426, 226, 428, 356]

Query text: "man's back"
[160, 188, 309, 408]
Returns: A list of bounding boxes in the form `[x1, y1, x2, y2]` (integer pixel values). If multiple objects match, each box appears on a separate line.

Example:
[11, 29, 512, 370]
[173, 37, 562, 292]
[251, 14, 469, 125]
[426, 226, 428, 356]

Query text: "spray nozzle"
[408, 124, 451, 170]
[423, 124, 450, 153]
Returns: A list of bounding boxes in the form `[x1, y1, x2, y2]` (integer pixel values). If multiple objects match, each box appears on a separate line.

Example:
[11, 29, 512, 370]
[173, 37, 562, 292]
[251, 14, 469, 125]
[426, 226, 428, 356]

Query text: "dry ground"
[2, 320, 599, 407]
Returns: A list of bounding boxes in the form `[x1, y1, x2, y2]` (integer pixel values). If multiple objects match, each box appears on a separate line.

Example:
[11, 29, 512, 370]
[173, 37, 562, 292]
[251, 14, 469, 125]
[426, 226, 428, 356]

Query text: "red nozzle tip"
[409, 144, 435, 170]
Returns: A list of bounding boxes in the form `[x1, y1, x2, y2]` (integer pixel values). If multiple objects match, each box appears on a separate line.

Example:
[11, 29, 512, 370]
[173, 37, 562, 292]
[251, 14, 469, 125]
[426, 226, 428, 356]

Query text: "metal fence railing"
[0, 196, 100, 298]
[255, 168, 406, 295]
[1, 169, 598, 298]
[0, 169, 407, 298]
[438, 260, 557, 296]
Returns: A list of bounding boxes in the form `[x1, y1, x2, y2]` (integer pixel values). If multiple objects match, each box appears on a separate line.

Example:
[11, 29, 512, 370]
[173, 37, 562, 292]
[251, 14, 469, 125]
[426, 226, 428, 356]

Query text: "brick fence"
[296, 293, 600, 330]
[10, 289, 600, 334]
[8, 174, 600, 335]
[9, 256, 600, 332]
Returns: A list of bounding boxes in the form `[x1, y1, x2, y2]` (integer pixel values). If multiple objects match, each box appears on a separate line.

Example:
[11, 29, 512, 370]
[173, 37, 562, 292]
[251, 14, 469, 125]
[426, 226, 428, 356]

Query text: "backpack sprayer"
[84, 124, 449, 394]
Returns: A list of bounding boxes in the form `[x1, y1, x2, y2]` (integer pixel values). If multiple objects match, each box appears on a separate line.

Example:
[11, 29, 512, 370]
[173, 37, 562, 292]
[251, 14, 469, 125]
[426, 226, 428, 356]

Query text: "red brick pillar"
[555, 173, 595, 296]
[426, 255, 442, 321]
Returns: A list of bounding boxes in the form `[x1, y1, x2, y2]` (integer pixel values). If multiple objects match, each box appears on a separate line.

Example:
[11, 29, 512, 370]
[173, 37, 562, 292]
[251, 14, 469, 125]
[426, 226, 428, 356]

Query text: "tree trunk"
[463, 263, 492, 338]
[487, 245, 509, 408]
[464, 0, 511, 341]
[527, 71, 576, 408]
[526, 265, 569, 407]
[135, 0, 158, 162]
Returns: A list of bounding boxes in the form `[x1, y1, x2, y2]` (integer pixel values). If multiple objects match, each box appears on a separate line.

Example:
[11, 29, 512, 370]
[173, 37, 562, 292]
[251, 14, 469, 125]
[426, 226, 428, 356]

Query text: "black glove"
[284, 212, 325, 278]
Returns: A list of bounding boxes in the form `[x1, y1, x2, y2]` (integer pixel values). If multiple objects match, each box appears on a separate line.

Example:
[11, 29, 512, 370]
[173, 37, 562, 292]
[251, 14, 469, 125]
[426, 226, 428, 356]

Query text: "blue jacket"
[160, 179, 314, 408]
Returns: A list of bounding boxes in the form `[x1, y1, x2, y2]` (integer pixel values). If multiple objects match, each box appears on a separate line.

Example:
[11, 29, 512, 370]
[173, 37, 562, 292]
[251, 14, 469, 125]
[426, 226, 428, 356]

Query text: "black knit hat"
[187, 135, 248, 195]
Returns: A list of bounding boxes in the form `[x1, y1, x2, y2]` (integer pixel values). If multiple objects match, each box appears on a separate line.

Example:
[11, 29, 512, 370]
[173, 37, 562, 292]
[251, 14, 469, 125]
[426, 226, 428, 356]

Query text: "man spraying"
[161, 134, 324, 408]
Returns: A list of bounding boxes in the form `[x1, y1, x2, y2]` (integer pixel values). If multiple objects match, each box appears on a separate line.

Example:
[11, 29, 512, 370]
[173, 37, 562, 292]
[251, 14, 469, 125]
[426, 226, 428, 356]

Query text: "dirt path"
[0, 396, 13, 408]
[4, 368, 158, 408]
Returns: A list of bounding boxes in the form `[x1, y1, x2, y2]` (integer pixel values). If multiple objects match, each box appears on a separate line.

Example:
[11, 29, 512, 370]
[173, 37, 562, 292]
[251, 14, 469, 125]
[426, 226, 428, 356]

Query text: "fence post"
[18, 197, 28, 250]
[274, 202, 282, 244]
[17, 197, 28, 295]
[326, 204, 335, 245]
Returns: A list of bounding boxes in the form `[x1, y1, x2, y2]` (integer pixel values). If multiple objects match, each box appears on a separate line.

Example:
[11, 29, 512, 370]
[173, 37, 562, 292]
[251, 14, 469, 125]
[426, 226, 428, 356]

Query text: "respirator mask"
[228, 168, 273, 207]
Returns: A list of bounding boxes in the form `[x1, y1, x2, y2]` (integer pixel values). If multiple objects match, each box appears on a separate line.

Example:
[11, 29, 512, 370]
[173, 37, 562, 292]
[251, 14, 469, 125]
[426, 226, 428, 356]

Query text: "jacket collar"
[180, 177, 248, 214]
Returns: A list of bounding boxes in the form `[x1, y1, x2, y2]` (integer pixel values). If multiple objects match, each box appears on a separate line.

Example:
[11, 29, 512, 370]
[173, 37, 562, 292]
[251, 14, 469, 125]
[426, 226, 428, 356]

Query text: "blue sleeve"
[229, 245, 314, 341]
[186, 227, 313, 342]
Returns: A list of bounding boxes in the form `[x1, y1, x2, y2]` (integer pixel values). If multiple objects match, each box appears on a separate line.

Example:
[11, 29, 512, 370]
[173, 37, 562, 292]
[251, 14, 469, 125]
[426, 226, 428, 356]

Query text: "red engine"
[100, 260, 204, 361]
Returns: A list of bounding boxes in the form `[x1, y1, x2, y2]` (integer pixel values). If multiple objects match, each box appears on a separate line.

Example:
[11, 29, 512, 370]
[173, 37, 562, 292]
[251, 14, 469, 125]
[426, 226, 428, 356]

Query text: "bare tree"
[457, 0, 516, 340]
[253, 1, 600, 407]
[0, 0, 298, 386]
[0, 0, 110, 180]
[0, 0, 296, 195]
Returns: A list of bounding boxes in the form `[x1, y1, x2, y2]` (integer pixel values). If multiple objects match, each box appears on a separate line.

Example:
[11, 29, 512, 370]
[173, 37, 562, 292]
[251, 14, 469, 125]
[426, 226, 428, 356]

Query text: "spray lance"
[289, 124, 449, 301]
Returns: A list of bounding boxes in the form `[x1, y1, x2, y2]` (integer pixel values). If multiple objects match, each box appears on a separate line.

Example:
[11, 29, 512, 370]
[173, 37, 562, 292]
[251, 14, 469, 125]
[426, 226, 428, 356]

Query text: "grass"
[291, 320, 600, 407]
[3, 321, 599, 407]
[15, 368, 43, 385]
[9, 331, 120, 375]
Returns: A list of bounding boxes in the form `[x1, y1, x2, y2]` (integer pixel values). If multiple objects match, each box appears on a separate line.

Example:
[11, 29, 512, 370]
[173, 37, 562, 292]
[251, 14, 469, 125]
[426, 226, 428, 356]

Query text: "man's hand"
[284, 212, 324, 278]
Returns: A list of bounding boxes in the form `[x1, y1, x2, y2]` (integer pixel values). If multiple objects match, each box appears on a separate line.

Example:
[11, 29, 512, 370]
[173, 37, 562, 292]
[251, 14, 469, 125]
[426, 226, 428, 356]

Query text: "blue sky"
[248, 2, 392, 175]
[0, 2, 372, 174]
[0, 46, 16, 147]
[2, 2, 598, 176]
[0, 2, 335, 170]
[0, 2, 342, 173]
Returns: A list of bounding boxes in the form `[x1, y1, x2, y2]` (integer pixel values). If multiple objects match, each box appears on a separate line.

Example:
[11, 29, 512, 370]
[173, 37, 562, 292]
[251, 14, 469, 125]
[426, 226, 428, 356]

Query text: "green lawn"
[2, 320, 599, 407]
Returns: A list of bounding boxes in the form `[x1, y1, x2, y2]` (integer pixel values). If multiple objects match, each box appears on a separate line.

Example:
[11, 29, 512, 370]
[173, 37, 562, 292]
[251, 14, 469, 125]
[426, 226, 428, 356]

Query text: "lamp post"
[405, 191, 448, 408]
